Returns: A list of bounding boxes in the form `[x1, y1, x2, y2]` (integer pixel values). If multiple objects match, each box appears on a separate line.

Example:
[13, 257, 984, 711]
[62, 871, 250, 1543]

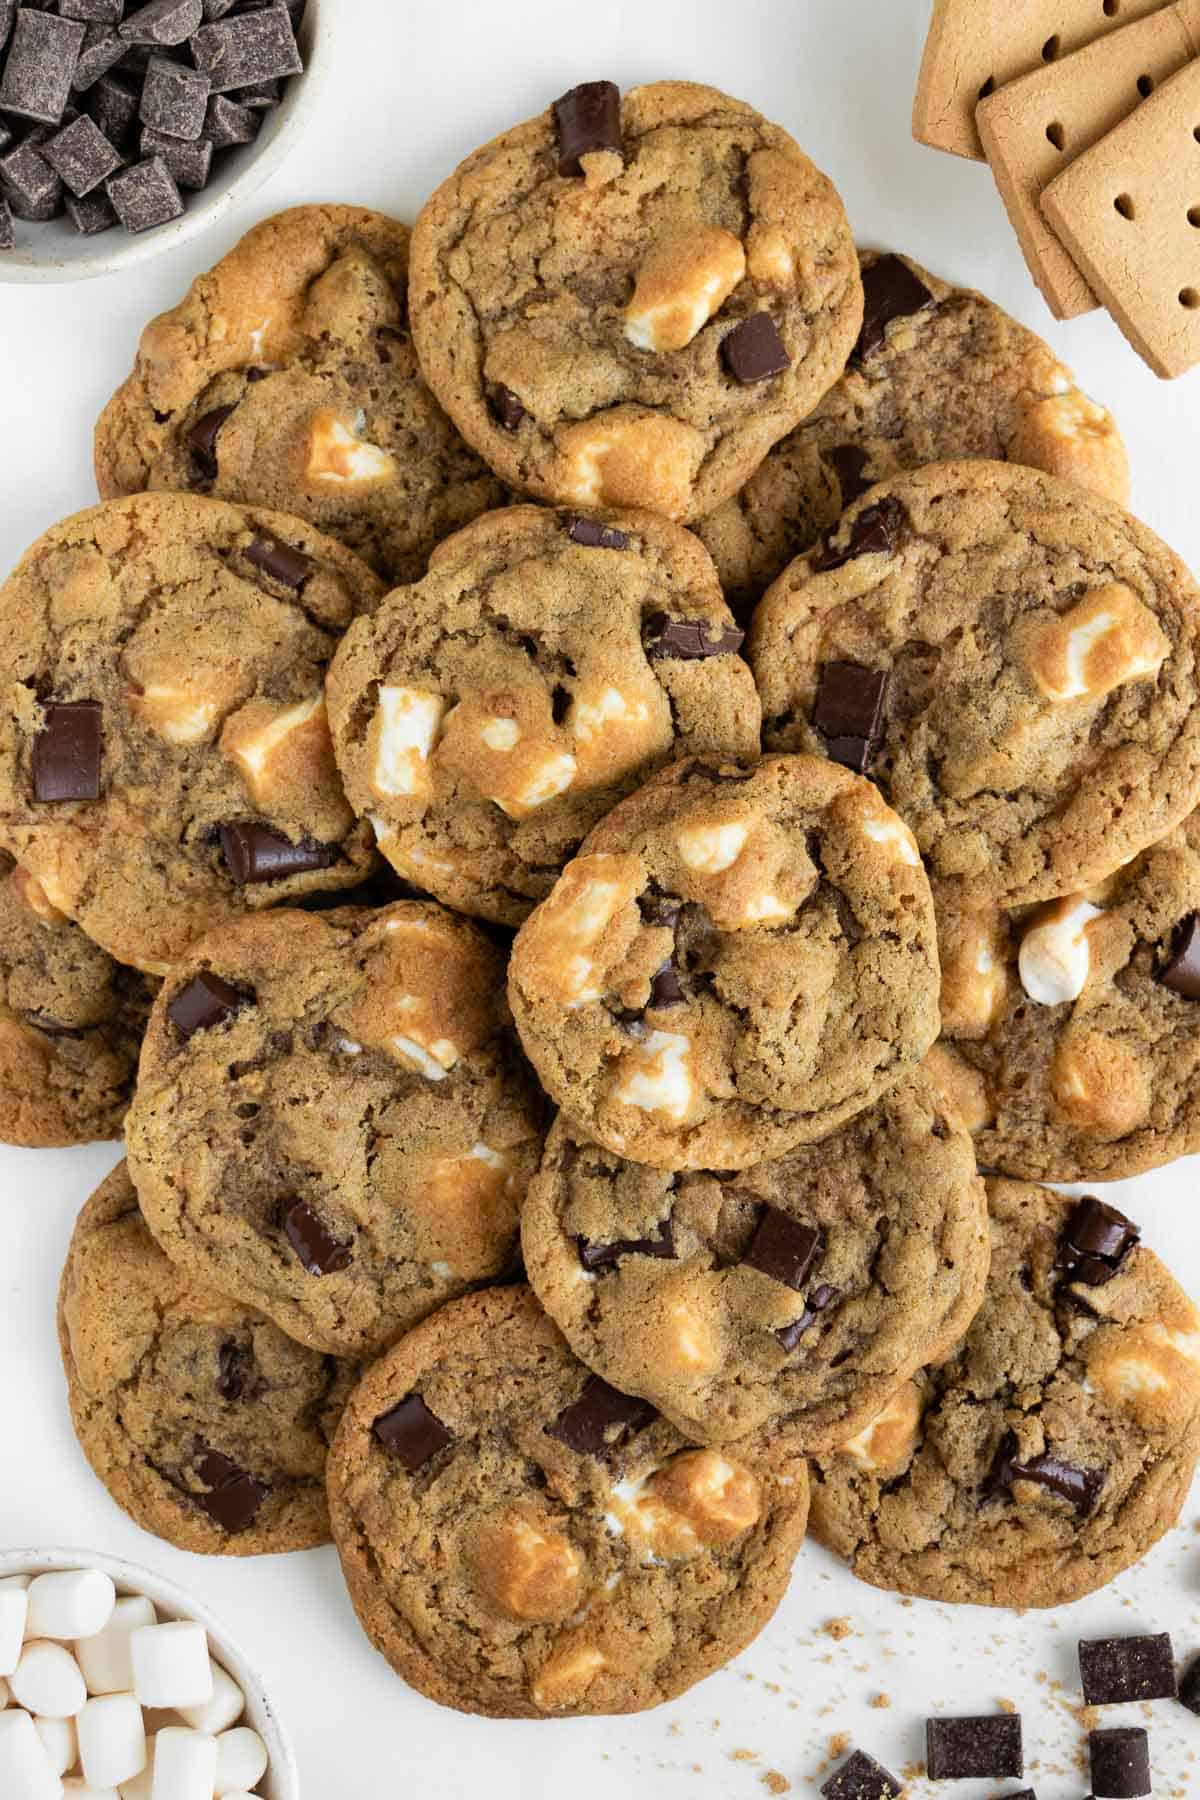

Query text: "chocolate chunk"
[71, 26, 126, 92]
[139, 54, 210, 139]
[553, 79, 621, 176]
[566, 515, 629, 551]
[192, 1445, 267, 1533]
[219, 822, 338, 885]
[1079, 1634, 1176, 1705]
[814, 662, 889, 763]
[119, 0, 201, 45]
[649, 959, 684, 1007]
[1089, 1727, 1151, 1797]
[191, 8, 302, 91]
[812, 498, 908, 573]
[643, 611, 745, 661]
[925, 1715, 1023, 1781]
[85, 70, 138, 141]
[40, 111, 120, 195]
[1160, 913, 1200, 999]
[744, 1206, 822, 1291]
[1059, 1195, 1140, 1287]
[202, 89, 259, 146]
[0, 194, 12, 250]
[0, 0, 10, 46]
[577, 1217, 675, 1271]
[547, 1374, 655, 1457]
[721, 312, 791, 384]
[488, 382, 526, 431]
[64, 183, 115, 234]
[167, 969, 251, 1038]
[215, 1341, 244, 1402]
[244, 532, 313, 589]
[820, 1748, 902, 1800]
[776, 1282, 840, 1352]
[0, 136, 60, 213]
[60, 0, 124, 20]
[230, 76, 281, 109]
[826, 444, 873, 508]
[139, 125, 212, 190]
[186, 402, 236, 479]
[281, 1198, 352, 1276]
[986, 1431, 1104, 1514]
[854, 253, 936, 361]
[105, 152, 182, 231]
[637, 888, 681, 930]
[0, 10, 85, 123]
[1178, 1652, 1200, 1714]
[373, 1393, 453, 1471]
[32, 700, 101, 801]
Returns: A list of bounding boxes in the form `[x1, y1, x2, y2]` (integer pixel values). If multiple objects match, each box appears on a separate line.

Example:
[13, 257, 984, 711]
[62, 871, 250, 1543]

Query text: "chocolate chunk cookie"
[326, 504, 761, 925]
[0, 853, 155, 1146]
[58, 1162, 357, 1556]
[927, 809, 1200, 1181]
[751, 461, 1200, 906]
[0, 492, 384, 974]
[409, 79, 862, 521]
[508, 754, 940, 1170]
[521, 1075, 988, 1447]
[326, 1284, 809, 1718]
[126, 903, 545, 1359]
[697, 250, 1130, 617]
[94, 205, 506, 585]
[809, 1180, 1200, 1608]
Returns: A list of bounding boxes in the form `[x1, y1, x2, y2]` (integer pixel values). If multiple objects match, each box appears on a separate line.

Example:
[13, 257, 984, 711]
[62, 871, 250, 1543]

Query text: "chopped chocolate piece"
[191, 8, 301, 90]
[1178, 1652, 1200, 1714]
[186, 401, 235, 478]
[167, 969, 250, 1038]
[1088, 1727, 1151, 1797]
[638, 890, 681, 929]
[488, 382, 526, 431]
[59, 0, 124, 20]
[201, 0, 238, 16]
[215, 1340, 244, 1401]
[0, 10, 85, 123]
[201, 88, 257, 145]
[281, 1198, 352, 1276]
[1079, 1634, 1177, 1705]
[926, 1715, 1023, 1781]
[577, 1217, 675, 1271]
[1059, 1196, 1140, 1287]
[744, 1206, 822, 1291]
[192, 1445, 267, 1532]
[814, 661, 889, 752]
[820, 1748, 901, 1800]
[0, 194, 12, 250]
[40, 110, 120, 194]
[566, 515, 629, 550]
[219, 821, 337, 885]
[826, 444, 873, 508]
[244, 532, 312, 588]
[1160, 913, 1200, 999]
[0, 0, 13, 46]
[0, 136, 60, 212]
[372, 1393, 453, 1471]
[229, 76, 280, 108]
[644, 611, 745, 661]
[139, 52, 209, 137]
[812, 498, 908, 573]
[553, 79, 621, 176]
[649, 959, 684, 1007]
[986, 1431, 1104, 1514]
[71, 24, 125, 91]
[32, 699, 101, 801]
[105, 152, 182, 230]
[139, 124, 212, 188]
[119, 0, 200, 44]
[854, 253, 936, 360]
[721, 311, 791, 383]
[85, 70, 138, 141]
[547, 1374, 655, 1457]
[776, 1282, 840, 1352]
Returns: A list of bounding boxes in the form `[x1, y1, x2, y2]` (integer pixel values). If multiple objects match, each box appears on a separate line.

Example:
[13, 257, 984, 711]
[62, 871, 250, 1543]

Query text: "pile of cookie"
[4, 75, 1200, 1769]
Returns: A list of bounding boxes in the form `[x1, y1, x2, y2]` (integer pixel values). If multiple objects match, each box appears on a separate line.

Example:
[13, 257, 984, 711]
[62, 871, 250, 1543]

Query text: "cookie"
[695, 251, 1130, 617]
[0, 492, 384, 975]
[507, 753, 940, 1171]
[125, 902, 546, 1359]
[408, 79, 862, 522]
[927, 810, 1200, 1180]
[326, 1284, 809, 1718]
[94, 205, 507, 585]
[325, 503, 762, 926]
[751, 461, 1200, 906]
[809, 1180, 1200, 1607]
[0, 853, 155, 1147]
[521, 1076, 988, 1448]
[58, 1161, 357, 1556]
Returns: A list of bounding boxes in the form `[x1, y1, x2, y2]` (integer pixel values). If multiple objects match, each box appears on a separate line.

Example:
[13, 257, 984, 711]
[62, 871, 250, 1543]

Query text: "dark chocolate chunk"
[643, 611, 745, 661]
[547, 1374, 655, 1456]
[281, 1198, 352, 1276]
[0, 136, 60, 213]
[743, 1206, 822, 1291]
[566, 515, 629, 551]
[577, 1216, 675, 1271]
[64, 179, 115, 234]
[776, 1282, 840, 1352]
[202, 88, 258, 146]
[814, 662, 889, 756]
[826, 444, 873, 508]
[219, 822, 337, 885]
[229, 76, 280, 109]
[202, 0, 238, 15]
[0, 194, 12, 250]
[0, 0, 10, 46]
[167, 969, 250, 1038]
[192, 1445, 267, 1533]
[637, 888, 681, 930]
[215, 1341, 244, 1402]
[186, 402, 235, 479]
[372, 1393, 453, 1471]
[488, 382, 526, 431]
[1079, 1634, 1176, 1705]
[1059, 1195, 1140, 1288]
[1178, 1651, 1200, 1714]
[40, 110, 120, 194]
[0, 10, 85, 123]
[139, 124, 212, 189]
[1088, 1727, 1151, 1797]
[59, 0, 124, 20]
[32, 700, 101, 801]
[244, 532, 313, 589]
[119, 0, 201, 45]
[854, 253, 936, 361]
[105, 152, 182, 231]
[820, 1747, 902, 1800]
[71, 25, 126, 91]
[649, 959, 684, 1007]
[85, 70, 138, 141]
[812, 498, 908, 573]
[139, 53, 209, 138]
[721, 311, 791, 384]
[1160, 913, 1200, 1000]
[191, 8, 301, 90]
[925, 1715, 1023, 1781]
[986, 1431, 1104, 1514]
[553, 79, 621, 176]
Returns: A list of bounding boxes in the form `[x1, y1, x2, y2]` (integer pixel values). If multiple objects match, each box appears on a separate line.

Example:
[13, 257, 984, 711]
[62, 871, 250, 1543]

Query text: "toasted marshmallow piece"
[674, 820, 749, 874]
[531, 1644, 607, 1712]
[1022, 584, 1169, 703]
[1018, 897, 1102, 1006]
[862, 815, 920, 866]
[624, 225, 746, 353]
[517, 853, 642, 1005]
[488, 747, 577, 819]
[472, 1515, 583, 1624]
[306, 407, 396, 484]
[558, 409, 705, 519]
[128, 685, 220, 746]
[370, 686, 446, 801]
[613, 1030, 692, 1119]
[840, 1383, 924, 1477]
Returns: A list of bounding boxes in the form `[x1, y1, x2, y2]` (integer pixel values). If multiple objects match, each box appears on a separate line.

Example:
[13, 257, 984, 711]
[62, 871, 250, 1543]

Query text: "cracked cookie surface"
[58, 1162, 358, 1556]
[697, 250, 1130, 617]
[126, 903, 545, 1359]
[326, 503, 761, 925]
[94, 205, 506, 586]
[409, 79, 862, 522]
[809, 1179, 1200, 1607]
[326, 1284, 809, 1718]
[507, 753, 940, 1170]
[0, 492, 384, 975]
[751, 460, 1200, 907]
[521, 1076, 988, 1448]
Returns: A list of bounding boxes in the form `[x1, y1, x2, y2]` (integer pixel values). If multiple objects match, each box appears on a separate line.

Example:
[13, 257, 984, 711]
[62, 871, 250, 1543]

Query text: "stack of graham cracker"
[914, 0, 1200, 377]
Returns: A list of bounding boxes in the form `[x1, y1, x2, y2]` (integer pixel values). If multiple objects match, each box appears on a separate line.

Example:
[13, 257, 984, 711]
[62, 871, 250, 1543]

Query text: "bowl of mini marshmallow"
[0, 1547, 298, 1800]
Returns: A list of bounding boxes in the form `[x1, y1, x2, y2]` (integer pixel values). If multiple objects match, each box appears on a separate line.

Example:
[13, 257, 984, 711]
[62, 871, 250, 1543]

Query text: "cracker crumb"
[1079, 1705, 1101, 1732]
[998, 1696, 1016, 1714]
[871, 1692, 892, 1709]
[829, 1733, 851, 1760]
[731, 1749, 757, 1763]
[824, 1617, 853, 1641]
[762, 1774, 790, 1796]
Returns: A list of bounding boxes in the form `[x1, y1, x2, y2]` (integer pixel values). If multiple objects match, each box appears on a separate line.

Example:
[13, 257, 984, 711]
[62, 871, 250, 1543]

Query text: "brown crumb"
[902, 1763, 925, 1781]
[824, 1617, 853, 1641]
[1079, 1705, 1101, 1732]
[730, 1749, 758, 1763]
[870, 1692, 892, 1709]
[997, 1697, 1016, 1714]
[762, 1775, 791, 1796]
[829, 1733, 851, 1760]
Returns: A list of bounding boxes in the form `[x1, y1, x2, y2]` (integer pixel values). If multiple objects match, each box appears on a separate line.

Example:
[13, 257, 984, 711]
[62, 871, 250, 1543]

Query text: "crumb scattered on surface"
[1079, 1705, 1101, 1731]
[824, 1617, 853, 1640]
[871, 1692, 892, 1709]
[762, 1774, 790, 1796]
[998, 1696, 1016, 1713]
[731, 1748, 758, 1763]
[829, 1733, 851, 1760]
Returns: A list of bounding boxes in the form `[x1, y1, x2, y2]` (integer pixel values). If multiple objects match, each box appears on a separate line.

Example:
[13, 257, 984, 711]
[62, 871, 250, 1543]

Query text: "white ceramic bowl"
[0, 0, 329, 284]
[0, 1546, 299, 1798]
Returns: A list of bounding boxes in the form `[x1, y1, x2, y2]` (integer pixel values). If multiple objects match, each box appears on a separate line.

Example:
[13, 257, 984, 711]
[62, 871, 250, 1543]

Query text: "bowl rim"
[0, 1544, 300, 1798]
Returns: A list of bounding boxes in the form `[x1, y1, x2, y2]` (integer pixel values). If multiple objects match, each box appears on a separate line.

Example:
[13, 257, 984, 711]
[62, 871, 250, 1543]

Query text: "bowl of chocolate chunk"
[0, 0, 327, 282]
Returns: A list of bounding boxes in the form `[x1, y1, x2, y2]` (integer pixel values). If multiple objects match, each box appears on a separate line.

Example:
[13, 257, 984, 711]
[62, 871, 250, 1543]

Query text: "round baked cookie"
[521, 1076, 988, 1447]
[751, 461, 1200, 907]
[926, 810, 1200, 1181]
[326, 503, 761, 925]
[327, 1284, 809, 1718]
[0, 493, 384, 975]
[697, 249, 1130, 616]
[94, 205, 506, 586]
[0, 853, 155, 1147]
[507, 753, 940, 1170]
[809, 1180, 1200, 1608]
[409, 79, 862, 522]
[58, 1162, 357, 1556]
[126, 903, 545, 1359]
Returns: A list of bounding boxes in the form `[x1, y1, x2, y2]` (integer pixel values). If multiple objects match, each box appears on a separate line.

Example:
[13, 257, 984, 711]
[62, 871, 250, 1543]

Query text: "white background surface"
[1, 2, 1199, 1794]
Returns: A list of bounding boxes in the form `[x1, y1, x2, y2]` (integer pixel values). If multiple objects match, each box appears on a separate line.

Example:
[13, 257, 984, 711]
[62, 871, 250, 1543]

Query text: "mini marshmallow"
[150, 1727, 217, 1800]
[177, 1661, 243, 1736]
[130, 1624, 213, 1712]
[1018, 897, 1103, 1006]
[77, 1695, 146, 1791]
[33, 1716, 76, 1777]
[213, 1726, 267, 1794]
[11, 1643, 87, 1720]
[27, 1573, 116, 1645]
[0, 1707, 64, 1800]
[76, 1600, 156, 1699]
[116, 1734, 155, 1800]
[0, 1586, 29, 1676]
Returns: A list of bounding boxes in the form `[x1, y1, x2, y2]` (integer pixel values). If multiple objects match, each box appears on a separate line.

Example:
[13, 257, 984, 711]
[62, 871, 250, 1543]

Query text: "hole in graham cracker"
[1114, 194, 1136, 220]
[1180, 288, 1200, 309]
[1046, 122, 1067, 151]
[1042, 34, 1061, 60]
[1137, 74, 1155, 98]
[978, 76, 996, 100]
